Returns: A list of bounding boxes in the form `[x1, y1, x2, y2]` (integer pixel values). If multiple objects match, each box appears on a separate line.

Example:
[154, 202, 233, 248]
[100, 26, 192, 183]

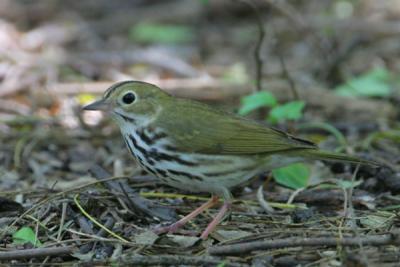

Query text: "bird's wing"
[156, 99, 316, 155]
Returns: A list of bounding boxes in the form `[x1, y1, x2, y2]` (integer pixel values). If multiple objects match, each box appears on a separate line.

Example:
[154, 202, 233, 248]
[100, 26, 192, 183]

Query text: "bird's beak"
[82, 99, 111, 111]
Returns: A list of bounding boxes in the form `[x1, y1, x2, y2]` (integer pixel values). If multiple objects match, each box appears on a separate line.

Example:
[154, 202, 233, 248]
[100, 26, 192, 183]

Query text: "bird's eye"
[122, 92, 136, 104]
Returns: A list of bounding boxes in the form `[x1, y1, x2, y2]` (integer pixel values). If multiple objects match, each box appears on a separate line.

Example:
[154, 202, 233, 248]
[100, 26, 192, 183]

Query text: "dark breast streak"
[124, 129, 203, 182]
[128, 132, 197, 167]
[137, 129, 168, 145]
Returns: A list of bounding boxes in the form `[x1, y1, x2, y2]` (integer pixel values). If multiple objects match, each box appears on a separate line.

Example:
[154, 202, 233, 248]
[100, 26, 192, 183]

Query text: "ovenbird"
[84, 81, 377, 239]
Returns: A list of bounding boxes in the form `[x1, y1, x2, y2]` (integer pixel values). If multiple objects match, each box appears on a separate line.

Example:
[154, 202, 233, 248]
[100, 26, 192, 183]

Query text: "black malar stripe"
[115, 112, 136, 124]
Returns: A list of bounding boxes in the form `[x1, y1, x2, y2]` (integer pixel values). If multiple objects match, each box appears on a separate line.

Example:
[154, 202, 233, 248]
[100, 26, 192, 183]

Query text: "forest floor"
[0, 1, 399, 266]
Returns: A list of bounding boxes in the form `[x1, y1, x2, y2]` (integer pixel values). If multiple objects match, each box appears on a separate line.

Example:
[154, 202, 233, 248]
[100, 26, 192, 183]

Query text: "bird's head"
[83, 81, 169, 127]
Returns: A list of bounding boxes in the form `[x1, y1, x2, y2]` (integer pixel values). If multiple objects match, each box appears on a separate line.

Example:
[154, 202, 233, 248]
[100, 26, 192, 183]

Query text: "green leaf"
[13, 227, 42, 247]
[129, 23, 194, 44]
[335, 67, 392, 97]
[267, 101, 305, 124]
[337, 179, 362, 189]
[272, 163, 310, 189]
[238, 91, 277, 115]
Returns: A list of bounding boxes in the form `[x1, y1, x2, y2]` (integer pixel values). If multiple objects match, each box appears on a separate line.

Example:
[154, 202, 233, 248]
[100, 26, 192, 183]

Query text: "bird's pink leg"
[155, 196, 219, 234]
[200, 201, 231, 240]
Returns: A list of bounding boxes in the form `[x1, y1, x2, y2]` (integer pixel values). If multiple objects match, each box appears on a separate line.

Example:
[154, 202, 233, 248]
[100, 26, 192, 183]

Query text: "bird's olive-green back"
[153, 97, 317, 155]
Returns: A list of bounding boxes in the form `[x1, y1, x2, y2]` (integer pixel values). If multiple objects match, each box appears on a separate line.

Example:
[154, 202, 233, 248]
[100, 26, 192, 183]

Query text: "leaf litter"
[0, 1, 399, 266]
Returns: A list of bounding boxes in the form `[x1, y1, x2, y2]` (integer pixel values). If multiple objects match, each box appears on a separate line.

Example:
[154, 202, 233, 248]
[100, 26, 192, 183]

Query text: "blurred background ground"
[0, 0, 399, 266]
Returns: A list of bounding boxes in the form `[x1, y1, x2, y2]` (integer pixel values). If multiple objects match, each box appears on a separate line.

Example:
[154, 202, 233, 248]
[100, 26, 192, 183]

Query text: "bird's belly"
[156, 154, 259, 194]
[140, 152, 260, 195]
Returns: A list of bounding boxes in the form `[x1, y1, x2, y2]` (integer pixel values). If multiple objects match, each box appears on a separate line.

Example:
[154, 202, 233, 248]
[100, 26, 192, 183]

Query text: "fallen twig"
[209, 233, 400, 255]
[266, 188, 375, 208]
[256, 185, 275, 214]
[236, 0, 265, 92]
[0, 246, 74, 261]
[71, 49, 204, 78]
[0, 100, 30, 115]
[119, 254, 248, 267]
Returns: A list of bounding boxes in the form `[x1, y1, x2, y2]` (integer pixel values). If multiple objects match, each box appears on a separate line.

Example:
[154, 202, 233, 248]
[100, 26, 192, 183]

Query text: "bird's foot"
[153, 196, 219, 236]
[199, 202, 231, 240]
[153, 196, 232, 240]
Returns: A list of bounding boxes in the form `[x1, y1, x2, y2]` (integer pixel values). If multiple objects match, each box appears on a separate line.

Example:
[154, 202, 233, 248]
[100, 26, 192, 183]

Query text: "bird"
[83, 80, 377, 239]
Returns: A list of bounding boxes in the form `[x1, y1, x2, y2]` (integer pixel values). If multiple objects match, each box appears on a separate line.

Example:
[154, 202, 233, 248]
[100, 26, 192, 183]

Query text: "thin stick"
[237, 0, 265, 92]
[250, 1, 265, 92]
[0, 246, 74, 261]
[256, 185, 275, 213]
[347, 164, 369, 264]
[56, 202, 67, 241]
[276, 48, 299, 100]
[120, 254, 246, 267]
[209, 233, 400, 255]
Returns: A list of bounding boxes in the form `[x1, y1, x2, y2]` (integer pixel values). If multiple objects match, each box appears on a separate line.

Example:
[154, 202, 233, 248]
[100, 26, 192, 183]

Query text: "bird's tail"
[288, 149, 379, 166]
